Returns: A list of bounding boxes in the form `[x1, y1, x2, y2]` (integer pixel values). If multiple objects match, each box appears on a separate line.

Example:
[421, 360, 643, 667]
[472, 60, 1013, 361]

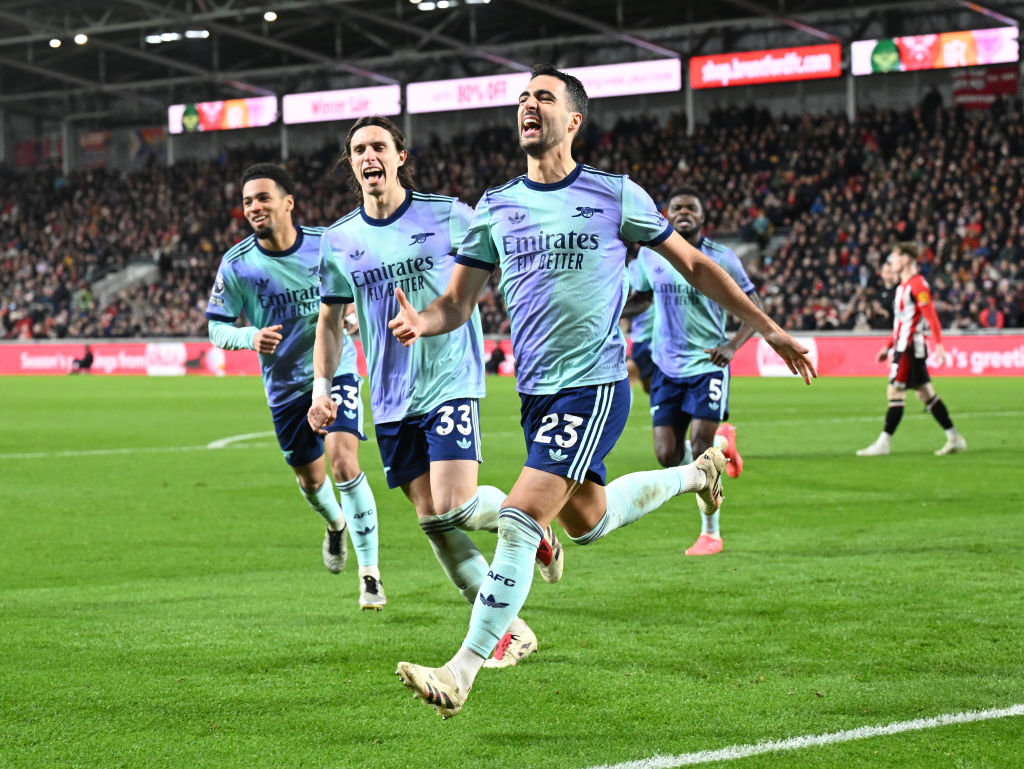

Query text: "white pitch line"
[205, 431, 276, 449]
[0, 410, 1021, 461]
[583, 704, 1024, 769]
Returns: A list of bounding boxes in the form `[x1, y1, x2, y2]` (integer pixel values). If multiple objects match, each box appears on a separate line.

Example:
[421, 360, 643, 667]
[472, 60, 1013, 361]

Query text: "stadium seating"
[2, 100, 1021, 338]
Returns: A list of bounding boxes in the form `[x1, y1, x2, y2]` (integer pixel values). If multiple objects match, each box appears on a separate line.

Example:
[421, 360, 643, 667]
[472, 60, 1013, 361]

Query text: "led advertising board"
[168, 96, 278, 134]
[851, 26, 1019, 75]
[283, 85, 401, 124]
[406, 59, 681, 114]
[689, 44, 843, 89]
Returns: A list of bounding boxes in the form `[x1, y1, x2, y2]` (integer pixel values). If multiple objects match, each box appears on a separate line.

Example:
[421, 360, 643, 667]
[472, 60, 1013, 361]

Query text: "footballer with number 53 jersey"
[204, 163, 383, 610]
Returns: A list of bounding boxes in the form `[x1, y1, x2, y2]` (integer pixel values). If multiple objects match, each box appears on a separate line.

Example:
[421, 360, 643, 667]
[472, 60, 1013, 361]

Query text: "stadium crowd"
[2, 98, 1022, 339]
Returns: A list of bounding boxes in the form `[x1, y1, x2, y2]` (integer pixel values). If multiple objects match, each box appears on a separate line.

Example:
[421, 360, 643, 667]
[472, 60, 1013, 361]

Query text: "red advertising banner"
[689, 44, 842, 89]
[2, 336, 1022, 377]
[952, 64, 1019, 109]
[724, 335, 1024, 377]
[0, 342, 365, 377]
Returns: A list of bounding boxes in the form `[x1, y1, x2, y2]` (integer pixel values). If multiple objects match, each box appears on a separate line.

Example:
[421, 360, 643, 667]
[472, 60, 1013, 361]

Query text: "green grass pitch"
[1, 374, 1022, 769]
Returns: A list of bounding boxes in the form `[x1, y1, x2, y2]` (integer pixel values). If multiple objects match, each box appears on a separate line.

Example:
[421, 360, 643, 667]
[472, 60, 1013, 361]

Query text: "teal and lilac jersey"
[626, 258, 653, 345]
[633, 236, 755, 379]
[319, 190, 485, 424]
[205, 226, 357, 408]
[455, 163, 672, 395]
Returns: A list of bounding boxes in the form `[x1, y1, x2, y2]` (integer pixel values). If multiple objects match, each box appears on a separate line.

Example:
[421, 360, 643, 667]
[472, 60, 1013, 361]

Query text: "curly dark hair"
[241, 162, 295, 197]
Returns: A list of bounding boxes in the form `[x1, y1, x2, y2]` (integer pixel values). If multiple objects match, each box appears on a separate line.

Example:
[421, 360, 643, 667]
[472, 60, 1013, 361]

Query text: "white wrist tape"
[312, 377, 332, 400]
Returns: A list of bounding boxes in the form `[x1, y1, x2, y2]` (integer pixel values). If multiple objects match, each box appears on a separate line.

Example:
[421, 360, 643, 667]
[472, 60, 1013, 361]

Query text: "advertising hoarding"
[283, 85, 401, 124]
[407, 59, 681, 114]
[689, 44, 842, 89]
[168, 96, 278, 134]
[851, 26, 1019, 76]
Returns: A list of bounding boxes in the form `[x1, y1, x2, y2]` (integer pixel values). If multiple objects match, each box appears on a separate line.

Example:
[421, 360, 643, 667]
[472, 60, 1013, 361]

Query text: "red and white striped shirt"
[890, 273, 942, 355]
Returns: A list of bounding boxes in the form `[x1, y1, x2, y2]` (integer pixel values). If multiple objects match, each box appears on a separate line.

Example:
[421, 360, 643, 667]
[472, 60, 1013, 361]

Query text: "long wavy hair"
[336, 116, 417, 195]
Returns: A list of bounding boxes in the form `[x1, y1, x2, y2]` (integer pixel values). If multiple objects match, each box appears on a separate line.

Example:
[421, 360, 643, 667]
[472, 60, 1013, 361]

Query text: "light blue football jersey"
[319, 190, 485, 424]
[633, 237, 755, 378]
[626, 258, 653, 344]
[455, 163, 672, 394]
[205, 226, 357, 408]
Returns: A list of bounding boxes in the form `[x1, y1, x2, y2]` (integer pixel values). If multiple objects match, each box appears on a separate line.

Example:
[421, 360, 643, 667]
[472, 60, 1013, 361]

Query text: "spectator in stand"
[979, 296, 1005, 328]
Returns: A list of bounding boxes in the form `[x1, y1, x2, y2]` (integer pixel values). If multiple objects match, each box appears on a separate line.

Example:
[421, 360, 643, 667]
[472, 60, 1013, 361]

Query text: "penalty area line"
[583, 704, 1024, 769]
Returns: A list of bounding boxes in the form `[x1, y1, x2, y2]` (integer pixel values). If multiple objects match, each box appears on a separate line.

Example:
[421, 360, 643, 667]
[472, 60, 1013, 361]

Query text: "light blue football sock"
[298, 478, 344, 529]
[570, 465, 705, 546]
[702, 507, 721, 536]
[419, 509, 489, 604]
[336, 473, 378, 568]
[463, 508, 543, 658]
[440, 487, 506, 533]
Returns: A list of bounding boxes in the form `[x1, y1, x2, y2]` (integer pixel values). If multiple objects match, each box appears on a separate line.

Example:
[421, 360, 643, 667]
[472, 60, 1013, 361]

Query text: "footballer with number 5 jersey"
[631, 185, 764, 557]
[307, 116, 562, 669]
[390, 64, 817, 719]
[857, 241, 966, 457]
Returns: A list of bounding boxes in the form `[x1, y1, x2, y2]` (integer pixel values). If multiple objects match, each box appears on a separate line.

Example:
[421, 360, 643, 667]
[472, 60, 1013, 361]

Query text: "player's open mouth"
[521, 115, 541, 137]
[252, 215, 268, 225]
[363, 168, 384, 182]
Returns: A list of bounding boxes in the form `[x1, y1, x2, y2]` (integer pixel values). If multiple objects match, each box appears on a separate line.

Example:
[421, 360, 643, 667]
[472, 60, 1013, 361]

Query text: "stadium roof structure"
[0, 0, 1021, 126]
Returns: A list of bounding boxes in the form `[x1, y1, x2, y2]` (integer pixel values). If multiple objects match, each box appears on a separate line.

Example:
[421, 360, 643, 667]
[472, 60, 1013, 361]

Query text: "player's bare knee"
[329, 455, 361, 483]
[654, 446, 679, 467]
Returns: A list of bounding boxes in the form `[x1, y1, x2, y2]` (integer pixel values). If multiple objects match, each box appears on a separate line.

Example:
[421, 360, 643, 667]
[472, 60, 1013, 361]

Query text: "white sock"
[358, 565, 380, 580]
[677, 464, 707, 494]
[447, 646, 485, 692]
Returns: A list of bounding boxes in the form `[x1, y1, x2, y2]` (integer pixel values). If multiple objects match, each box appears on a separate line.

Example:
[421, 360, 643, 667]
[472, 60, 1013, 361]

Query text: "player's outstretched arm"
[308, 303, 345, 435]
[706, 291, 766, 367]
[389, 264, 491, 347]
[654, 231, 817, 384]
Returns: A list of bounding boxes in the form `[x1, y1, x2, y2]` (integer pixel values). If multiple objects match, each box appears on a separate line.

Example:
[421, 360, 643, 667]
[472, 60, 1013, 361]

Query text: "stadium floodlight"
[185, 30, 210, 39]
[74, 33, 88, 45]
[49, 38, 61, 48]
[145, 34, 162, 44]
[466, 0, 490, 4]
[409, 0, 422, 4]
[264, 11, 278, 22]
[418, 1, 436, 8]
[160, 32, 182, 42]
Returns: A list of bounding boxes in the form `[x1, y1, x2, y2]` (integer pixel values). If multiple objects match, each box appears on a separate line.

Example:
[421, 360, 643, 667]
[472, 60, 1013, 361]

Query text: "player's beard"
[252, 221, 274, 240]
[520, 122, 561, 157]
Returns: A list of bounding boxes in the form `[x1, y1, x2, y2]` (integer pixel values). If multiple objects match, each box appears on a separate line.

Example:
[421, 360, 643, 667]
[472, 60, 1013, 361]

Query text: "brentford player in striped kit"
[857, 242, 966, 457]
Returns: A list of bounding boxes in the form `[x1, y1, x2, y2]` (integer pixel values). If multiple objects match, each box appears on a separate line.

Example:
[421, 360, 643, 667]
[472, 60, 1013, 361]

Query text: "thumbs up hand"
[388, 287, 422, 347]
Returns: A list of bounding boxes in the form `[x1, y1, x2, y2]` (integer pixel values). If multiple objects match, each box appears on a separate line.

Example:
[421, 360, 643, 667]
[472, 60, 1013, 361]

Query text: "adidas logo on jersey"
[548, 448, 568, 462]
[508, 210, 526, 224]
[456, 438, 472, 450]
[343, 409, 356, 419]
[350, 249, 365, 260]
